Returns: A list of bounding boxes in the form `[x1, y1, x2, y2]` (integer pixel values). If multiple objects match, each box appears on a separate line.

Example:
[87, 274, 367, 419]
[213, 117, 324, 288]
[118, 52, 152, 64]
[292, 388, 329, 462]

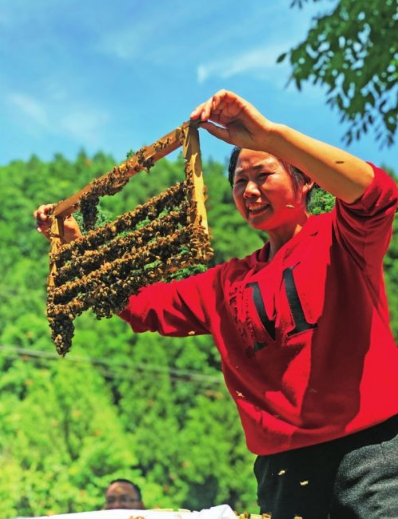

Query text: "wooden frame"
[47, 120, 212, 356]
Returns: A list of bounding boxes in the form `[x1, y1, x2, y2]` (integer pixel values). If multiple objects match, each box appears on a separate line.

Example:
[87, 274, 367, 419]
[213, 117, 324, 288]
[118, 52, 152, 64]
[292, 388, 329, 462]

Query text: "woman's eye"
[234, 178, 246, 185]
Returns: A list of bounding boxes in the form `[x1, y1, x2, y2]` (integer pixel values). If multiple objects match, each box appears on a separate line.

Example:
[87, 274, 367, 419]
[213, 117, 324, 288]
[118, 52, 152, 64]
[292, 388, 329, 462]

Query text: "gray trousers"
[254, 414, 398, 519]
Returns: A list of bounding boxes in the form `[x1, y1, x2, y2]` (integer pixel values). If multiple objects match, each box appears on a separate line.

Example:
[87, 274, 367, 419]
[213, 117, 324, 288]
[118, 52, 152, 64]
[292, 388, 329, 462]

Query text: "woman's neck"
[267, 213, 309, 261]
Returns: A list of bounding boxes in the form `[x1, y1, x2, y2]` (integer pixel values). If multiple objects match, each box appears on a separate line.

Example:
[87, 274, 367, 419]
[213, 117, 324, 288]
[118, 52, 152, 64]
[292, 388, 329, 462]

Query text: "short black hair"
[109, 479, 142, 500]
[227, 146, 315, 206]
[228, 146, 242, 187]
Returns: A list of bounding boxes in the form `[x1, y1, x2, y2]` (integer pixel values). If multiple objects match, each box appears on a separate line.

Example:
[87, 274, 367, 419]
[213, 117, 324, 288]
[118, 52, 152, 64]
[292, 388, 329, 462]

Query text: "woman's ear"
[303, 180, 315, 194]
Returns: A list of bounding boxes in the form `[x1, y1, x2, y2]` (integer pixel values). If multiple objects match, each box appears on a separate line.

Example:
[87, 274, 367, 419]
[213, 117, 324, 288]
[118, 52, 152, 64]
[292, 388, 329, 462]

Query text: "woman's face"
[232, 149, 307, 232]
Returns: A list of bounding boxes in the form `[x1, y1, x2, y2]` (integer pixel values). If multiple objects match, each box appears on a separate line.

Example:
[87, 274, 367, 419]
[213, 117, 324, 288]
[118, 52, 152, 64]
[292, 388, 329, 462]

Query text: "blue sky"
[0, 0, 396, 169]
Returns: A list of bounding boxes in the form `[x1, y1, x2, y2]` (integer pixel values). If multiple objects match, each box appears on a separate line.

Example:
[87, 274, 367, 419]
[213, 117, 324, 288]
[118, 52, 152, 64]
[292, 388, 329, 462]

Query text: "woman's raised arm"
[191, 90, 374, 203]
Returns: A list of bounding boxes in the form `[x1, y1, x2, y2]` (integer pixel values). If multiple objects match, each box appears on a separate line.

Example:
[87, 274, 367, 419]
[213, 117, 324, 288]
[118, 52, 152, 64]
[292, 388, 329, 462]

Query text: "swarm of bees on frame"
[47, 133, 213, 356]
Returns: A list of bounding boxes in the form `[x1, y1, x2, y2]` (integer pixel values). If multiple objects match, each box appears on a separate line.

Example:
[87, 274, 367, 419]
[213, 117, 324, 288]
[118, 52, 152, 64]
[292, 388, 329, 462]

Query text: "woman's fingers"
[199, 121, 233, 144]
[191, 90, 273, 151]
[191, 90, 233, 122]
[34, 204, 53, 223]
[34, 204, 82, 243]
[33, 204, 54, 241]
[190, 102, 207, 121]
[191, 90, 254, 130]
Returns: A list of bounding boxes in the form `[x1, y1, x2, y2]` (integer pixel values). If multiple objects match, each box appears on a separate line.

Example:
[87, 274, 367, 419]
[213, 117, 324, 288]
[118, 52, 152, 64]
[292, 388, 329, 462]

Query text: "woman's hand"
[190, 90, 274, 151]
[34, 204, 82, 243]
[191, 90, 375, 203]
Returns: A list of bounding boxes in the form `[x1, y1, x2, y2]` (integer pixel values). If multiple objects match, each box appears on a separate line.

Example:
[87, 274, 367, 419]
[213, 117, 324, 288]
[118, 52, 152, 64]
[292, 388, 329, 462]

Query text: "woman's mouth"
[247, 202, 270, 215]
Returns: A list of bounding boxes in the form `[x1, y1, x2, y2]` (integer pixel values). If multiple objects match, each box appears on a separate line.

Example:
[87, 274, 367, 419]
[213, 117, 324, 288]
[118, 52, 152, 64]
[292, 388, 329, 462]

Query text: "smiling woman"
[230, 149, 313, 257]
[35, 90, 398, 518]
[228, 147, 313, 201]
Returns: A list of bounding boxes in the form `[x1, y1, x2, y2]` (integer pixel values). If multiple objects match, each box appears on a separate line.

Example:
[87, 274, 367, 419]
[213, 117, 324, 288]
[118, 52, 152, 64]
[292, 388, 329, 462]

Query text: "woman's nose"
[243, 180, 261, 198]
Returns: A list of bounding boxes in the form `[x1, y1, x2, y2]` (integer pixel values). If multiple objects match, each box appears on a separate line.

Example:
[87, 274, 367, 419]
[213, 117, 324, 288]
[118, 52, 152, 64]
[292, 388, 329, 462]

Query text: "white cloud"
[94, 1, 219, 64]
[8, 93, 50, 130]
[60, 110, 109, 145]
[6, 91, 109, 146]
[98, 29, 145, 60]
[197, 43, 291, 84]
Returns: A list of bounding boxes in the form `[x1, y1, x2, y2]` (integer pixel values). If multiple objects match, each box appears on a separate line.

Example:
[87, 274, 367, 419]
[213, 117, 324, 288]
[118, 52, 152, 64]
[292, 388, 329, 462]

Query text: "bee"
[47, 140, 215, 356]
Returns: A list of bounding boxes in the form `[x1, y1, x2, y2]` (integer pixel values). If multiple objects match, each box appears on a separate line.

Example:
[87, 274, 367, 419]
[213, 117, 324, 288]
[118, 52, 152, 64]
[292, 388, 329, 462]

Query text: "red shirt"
[120, 164, 398, 455]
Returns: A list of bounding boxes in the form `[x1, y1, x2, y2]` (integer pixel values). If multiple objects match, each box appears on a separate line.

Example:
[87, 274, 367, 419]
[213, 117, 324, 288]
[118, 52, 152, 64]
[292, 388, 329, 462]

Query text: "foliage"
[279, 0, 398, 146]
[0, 150, 259, 517]
[0, 361, 139, 516]
[308, 186, 336, 215]
[0, 149, 396, 518]
[382, 166, 398, 339]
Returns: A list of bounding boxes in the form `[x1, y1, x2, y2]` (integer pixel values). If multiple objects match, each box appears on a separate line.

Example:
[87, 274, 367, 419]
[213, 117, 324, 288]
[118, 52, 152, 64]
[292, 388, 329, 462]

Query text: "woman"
[35, 91, 398, 518]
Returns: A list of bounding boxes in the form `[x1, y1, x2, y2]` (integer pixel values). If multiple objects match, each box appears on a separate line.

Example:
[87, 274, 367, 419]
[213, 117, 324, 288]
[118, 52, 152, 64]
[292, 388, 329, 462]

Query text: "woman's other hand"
[34, 204, 82, 243]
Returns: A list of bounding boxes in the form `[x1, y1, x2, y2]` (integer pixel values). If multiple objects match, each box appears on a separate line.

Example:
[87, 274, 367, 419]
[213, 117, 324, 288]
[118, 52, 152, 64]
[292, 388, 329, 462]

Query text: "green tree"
[0, 150, 263, 515]
[0, 360, 140, 516]
[279, 0, 398, 146]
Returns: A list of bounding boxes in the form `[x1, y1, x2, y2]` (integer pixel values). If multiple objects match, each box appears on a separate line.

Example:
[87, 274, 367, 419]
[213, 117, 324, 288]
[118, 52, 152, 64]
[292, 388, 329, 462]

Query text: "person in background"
[104, 478, 145, 510]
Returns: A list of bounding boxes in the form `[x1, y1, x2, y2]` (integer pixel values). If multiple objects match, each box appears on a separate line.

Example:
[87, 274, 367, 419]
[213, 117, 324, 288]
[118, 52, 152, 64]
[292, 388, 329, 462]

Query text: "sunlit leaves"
[282, 0, 398, 146]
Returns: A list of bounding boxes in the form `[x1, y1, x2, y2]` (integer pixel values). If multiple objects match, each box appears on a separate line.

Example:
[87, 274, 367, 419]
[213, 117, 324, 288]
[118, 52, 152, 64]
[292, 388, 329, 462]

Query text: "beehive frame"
[47, 120, 213, 356]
